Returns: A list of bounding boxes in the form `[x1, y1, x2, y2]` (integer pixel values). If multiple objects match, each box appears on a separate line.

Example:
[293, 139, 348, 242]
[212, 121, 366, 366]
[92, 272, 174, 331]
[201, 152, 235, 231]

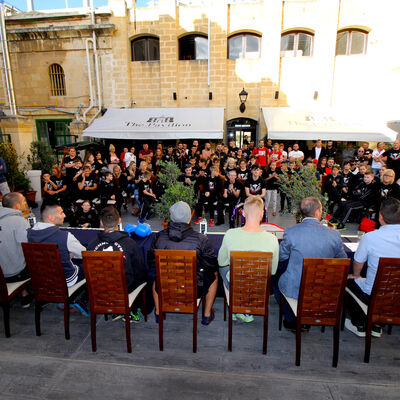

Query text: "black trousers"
[333, 200, 365, 223]
[140, 195, 155, 219]
[346, 279, 370, 327]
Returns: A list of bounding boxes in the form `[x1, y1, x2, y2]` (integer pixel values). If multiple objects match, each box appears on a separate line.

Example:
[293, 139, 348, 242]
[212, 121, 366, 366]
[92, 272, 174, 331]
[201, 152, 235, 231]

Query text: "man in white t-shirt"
[288, 143, 304, 161]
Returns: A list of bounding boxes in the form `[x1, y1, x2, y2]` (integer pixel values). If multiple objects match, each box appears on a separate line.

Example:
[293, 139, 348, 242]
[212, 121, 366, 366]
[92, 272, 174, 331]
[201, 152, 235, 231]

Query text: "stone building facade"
[0, 0, 398, 156]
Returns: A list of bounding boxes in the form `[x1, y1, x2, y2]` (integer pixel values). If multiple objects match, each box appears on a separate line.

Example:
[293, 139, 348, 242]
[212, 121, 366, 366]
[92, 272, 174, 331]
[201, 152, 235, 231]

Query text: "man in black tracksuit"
[87, 206, 147, 293]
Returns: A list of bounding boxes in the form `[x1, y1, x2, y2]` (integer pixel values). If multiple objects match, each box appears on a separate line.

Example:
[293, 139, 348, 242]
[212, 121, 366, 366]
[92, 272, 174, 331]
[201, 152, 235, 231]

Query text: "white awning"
[82, 107, 225, 140]
[262, 107, 398, 142]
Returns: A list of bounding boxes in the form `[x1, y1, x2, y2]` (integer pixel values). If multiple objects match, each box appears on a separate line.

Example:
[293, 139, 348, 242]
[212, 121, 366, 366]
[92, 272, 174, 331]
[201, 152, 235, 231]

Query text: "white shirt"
[288, 150, 304, 159]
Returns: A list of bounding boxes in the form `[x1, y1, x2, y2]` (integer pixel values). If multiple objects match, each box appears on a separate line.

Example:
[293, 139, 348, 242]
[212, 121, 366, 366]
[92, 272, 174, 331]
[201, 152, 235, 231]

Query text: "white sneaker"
[345, 318, 365, 337]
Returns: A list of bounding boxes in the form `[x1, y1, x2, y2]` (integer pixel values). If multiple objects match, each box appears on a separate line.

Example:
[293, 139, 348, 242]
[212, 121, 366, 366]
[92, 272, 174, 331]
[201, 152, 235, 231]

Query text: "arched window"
[49, 64, 66, 96]
[131, 36, 160, 61]
[228, 33, 261, 59]
[179, 34, 208, 60]
[336, 29, 368, 55]
[281, 31, 313, 57]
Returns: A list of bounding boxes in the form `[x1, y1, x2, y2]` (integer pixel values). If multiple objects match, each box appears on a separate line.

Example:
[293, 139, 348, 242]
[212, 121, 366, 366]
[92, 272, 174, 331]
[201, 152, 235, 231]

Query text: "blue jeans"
[219, 266, 230, 289]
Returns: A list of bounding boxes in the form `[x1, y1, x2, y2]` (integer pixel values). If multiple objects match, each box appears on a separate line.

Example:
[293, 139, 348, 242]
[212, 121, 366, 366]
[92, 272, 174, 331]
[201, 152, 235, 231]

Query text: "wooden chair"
[342, 257, 400, 363]
[82, 251, 147, 353]
[21, 242, 86, 340]
[279, 258, 350, 367]
[155, 249, 200, 352]
[227, 251, 273, 354]
[0, 267, 31, 338]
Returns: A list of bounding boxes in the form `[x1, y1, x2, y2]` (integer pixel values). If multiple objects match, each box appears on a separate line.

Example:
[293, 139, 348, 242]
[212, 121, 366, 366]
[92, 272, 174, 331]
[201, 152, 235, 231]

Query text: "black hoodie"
[87, 230, 147, 292]
[147, 222, 218, 286]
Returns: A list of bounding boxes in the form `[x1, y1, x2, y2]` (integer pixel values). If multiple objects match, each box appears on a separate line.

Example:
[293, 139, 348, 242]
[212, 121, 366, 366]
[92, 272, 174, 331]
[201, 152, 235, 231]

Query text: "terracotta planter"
[24, 190, 37, 203]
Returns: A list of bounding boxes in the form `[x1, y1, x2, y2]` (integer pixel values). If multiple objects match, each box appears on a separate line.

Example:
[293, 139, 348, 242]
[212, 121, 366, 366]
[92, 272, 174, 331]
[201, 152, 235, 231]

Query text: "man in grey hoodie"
[0, 192, 31, 306]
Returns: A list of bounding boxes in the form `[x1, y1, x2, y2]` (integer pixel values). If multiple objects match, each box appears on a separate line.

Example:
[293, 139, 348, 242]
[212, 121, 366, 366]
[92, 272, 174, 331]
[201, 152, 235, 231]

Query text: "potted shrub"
[153, 161, 196, 228]
[277, 165, 327, 223]
[27, 141, 57, 172]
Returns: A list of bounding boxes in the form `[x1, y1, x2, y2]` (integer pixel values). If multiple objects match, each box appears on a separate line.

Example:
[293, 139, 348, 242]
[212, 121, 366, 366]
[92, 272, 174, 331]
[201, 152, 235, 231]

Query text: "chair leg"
[193, 310, 197, 353]
[159, 311, 164, 351]
[35, 301, 41, 336]
[228, 306, 233, 352]
[104, 314, 108, 321]
[201, 300, 205, 317]
[125, 312, 132, 353]
[279, 294, 284, 331]
[91, 313, 97, 352]
[3, 303, 11, 338]
[387, 325, 392, 335]
[341, 293, 348, 331]
[224, 295, 227, 322]
[332, 325, 340, 368]
[321, 326, 325, 333]
[364, 320, 373, 363]
[263, 309, 269, 356]
[64, 301, 70, 340]
[142, 289, 147, 322]
[295, 321, 302, 366]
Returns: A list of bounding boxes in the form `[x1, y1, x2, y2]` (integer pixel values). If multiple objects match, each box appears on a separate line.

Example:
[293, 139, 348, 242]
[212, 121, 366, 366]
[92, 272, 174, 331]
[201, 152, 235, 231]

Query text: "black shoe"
[215, 221, 224, 226]
[21, 293, 34, 308]
[283, 319, 310, 333]
[336, 222, 346, 231]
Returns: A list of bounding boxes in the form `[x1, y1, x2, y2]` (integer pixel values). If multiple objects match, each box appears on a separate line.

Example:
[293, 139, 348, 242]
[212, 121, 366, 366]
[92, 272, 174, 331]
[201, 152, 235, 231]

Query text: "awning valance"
[262, 107, 398, 142]
[82, 107, 225, 140]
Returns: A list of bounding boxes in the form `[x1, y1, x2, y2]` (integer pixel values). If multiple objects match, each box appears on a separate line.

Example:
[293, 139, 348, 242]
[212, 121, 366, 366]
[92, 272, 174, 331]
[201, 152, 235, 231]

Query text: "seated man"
[218, 196, 279, 322]
[148, 201, 218, 325]
[345, 198, 400, 338]
[27, 204, 86, 287]
[276, 196, 347, 331]
[87, 206, 148, 322]
[330, 170, 378, 230]
[0, 192, 31, 306]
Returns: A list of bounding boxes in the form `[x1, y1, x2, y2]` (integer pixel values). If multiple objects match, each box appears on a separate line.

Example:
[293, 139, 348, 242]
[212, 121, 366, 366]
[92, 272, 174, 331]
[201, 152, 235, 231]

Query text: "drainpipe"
[207, 0, 210, 87]
[82, 0, 102, 122]
[0, 3, 17, 115]
[26, 0, 34, 12]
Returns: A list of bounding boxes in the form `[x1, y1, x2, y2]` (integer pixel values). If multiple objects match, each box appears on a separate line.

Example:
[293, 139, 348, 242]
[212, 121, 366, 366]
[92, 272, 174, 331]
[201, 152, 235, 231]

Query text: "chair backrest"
[229, 251, 272, 316]
[369, 257, 400, 325]
[82, 251, 128, 315]
[298, 258, 350, 326]
[260, 223, 285, 239]
[0, 266, 8, 301]
[155, 249, 197, 314]
[22, 242, 68, 302]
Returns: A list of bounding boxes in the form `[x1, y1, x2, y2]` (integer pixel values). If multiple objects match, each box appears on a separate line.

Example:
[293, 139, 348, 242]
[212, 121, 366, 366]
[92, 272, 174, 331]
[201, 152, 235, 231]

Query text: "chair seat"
[128, 282, 147, 308]
[6, 279, 31, 298]
[68, 279, 86, 297]
[282, 292, 298, 317]
[345, 287, 368, 315]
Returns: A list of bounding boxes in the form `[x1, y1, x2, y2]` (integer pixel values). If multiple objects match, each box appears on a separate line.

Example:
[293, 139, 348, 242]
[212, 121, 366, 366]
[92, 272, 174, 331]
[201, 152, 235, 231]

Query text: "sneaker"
[193, 217, 202, 225]
[145, 214, 151, 221]
[235, 313, 254, 323]
[209, 219, 214, 227]
[231, 313, 237, 321]
[138, 218, 144, 224]
[345, 318, 365, 337]
[329, 218, 339, 225]
[71, 302, 90, 317]
[201, 309, 215, 326]
[336, 222, 347, 231]
[57, 303, 79, 312]
[21, 293, 34, 308]
[112, 314, 124, 321]
[372, 324, 382, 338]
[122, 310, 142, 323]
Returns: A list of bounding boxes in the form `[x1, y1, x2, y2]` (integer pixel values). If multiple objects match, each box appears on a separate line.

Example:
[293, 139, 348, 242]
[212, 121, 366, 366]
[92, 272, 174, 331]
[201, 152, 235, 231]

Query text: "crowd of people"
[33, 138, 400, 231]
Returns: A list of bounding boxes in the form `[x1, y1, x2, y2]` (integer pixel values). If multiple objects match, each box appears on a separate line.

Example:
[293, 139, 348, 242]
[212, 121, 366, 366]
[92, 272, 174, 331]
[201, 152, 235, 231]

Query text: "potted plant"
[153, 161, 196, 228]
[27, 141, 57, 172]
[277, 165, 327, 223]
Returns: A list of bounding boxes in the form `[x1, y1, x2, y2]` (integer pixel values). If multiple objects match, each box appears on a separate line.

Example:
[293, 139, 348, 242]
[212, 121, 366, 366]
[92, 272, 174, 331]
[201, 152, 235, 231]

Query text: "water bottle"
[199, 217, 207, 235]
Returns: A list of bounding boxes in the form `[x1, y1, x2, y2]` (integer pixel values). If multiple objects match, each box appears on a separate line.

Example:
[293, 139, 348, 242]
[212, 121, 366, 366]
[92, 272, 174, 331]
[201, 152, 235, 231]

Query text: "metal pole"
[0, 3, 17, 115]
[26, 0, 34, 12]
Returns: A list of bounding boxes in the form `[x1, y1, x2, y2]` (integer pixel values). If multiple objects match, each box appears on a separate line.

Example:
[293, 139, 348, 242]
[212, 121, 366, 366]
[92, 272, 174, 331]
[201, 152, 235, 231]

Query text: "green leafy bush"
[0, 142, 30, 191]
[277, 165, 327, 221]
[27, 141, 57, 173]
[153, 161, 196, 221]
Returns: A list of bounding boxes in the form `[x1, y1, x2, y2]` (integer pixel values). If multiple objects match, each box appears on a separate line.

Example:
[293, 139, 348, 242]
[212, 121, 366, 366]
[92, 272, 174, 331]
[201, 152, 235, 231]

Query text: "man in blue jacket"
[277, 196, 347, 331]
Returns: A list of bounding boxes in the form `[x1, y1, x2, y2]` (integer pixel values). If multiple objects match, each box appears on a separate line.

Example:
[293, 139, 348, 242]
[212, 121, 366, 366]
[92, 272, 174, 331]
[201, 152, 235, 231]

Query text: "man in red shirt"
[139, 143, 153, 161]
[252, 139, 269, 168]
[269, 142, 283, 168]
